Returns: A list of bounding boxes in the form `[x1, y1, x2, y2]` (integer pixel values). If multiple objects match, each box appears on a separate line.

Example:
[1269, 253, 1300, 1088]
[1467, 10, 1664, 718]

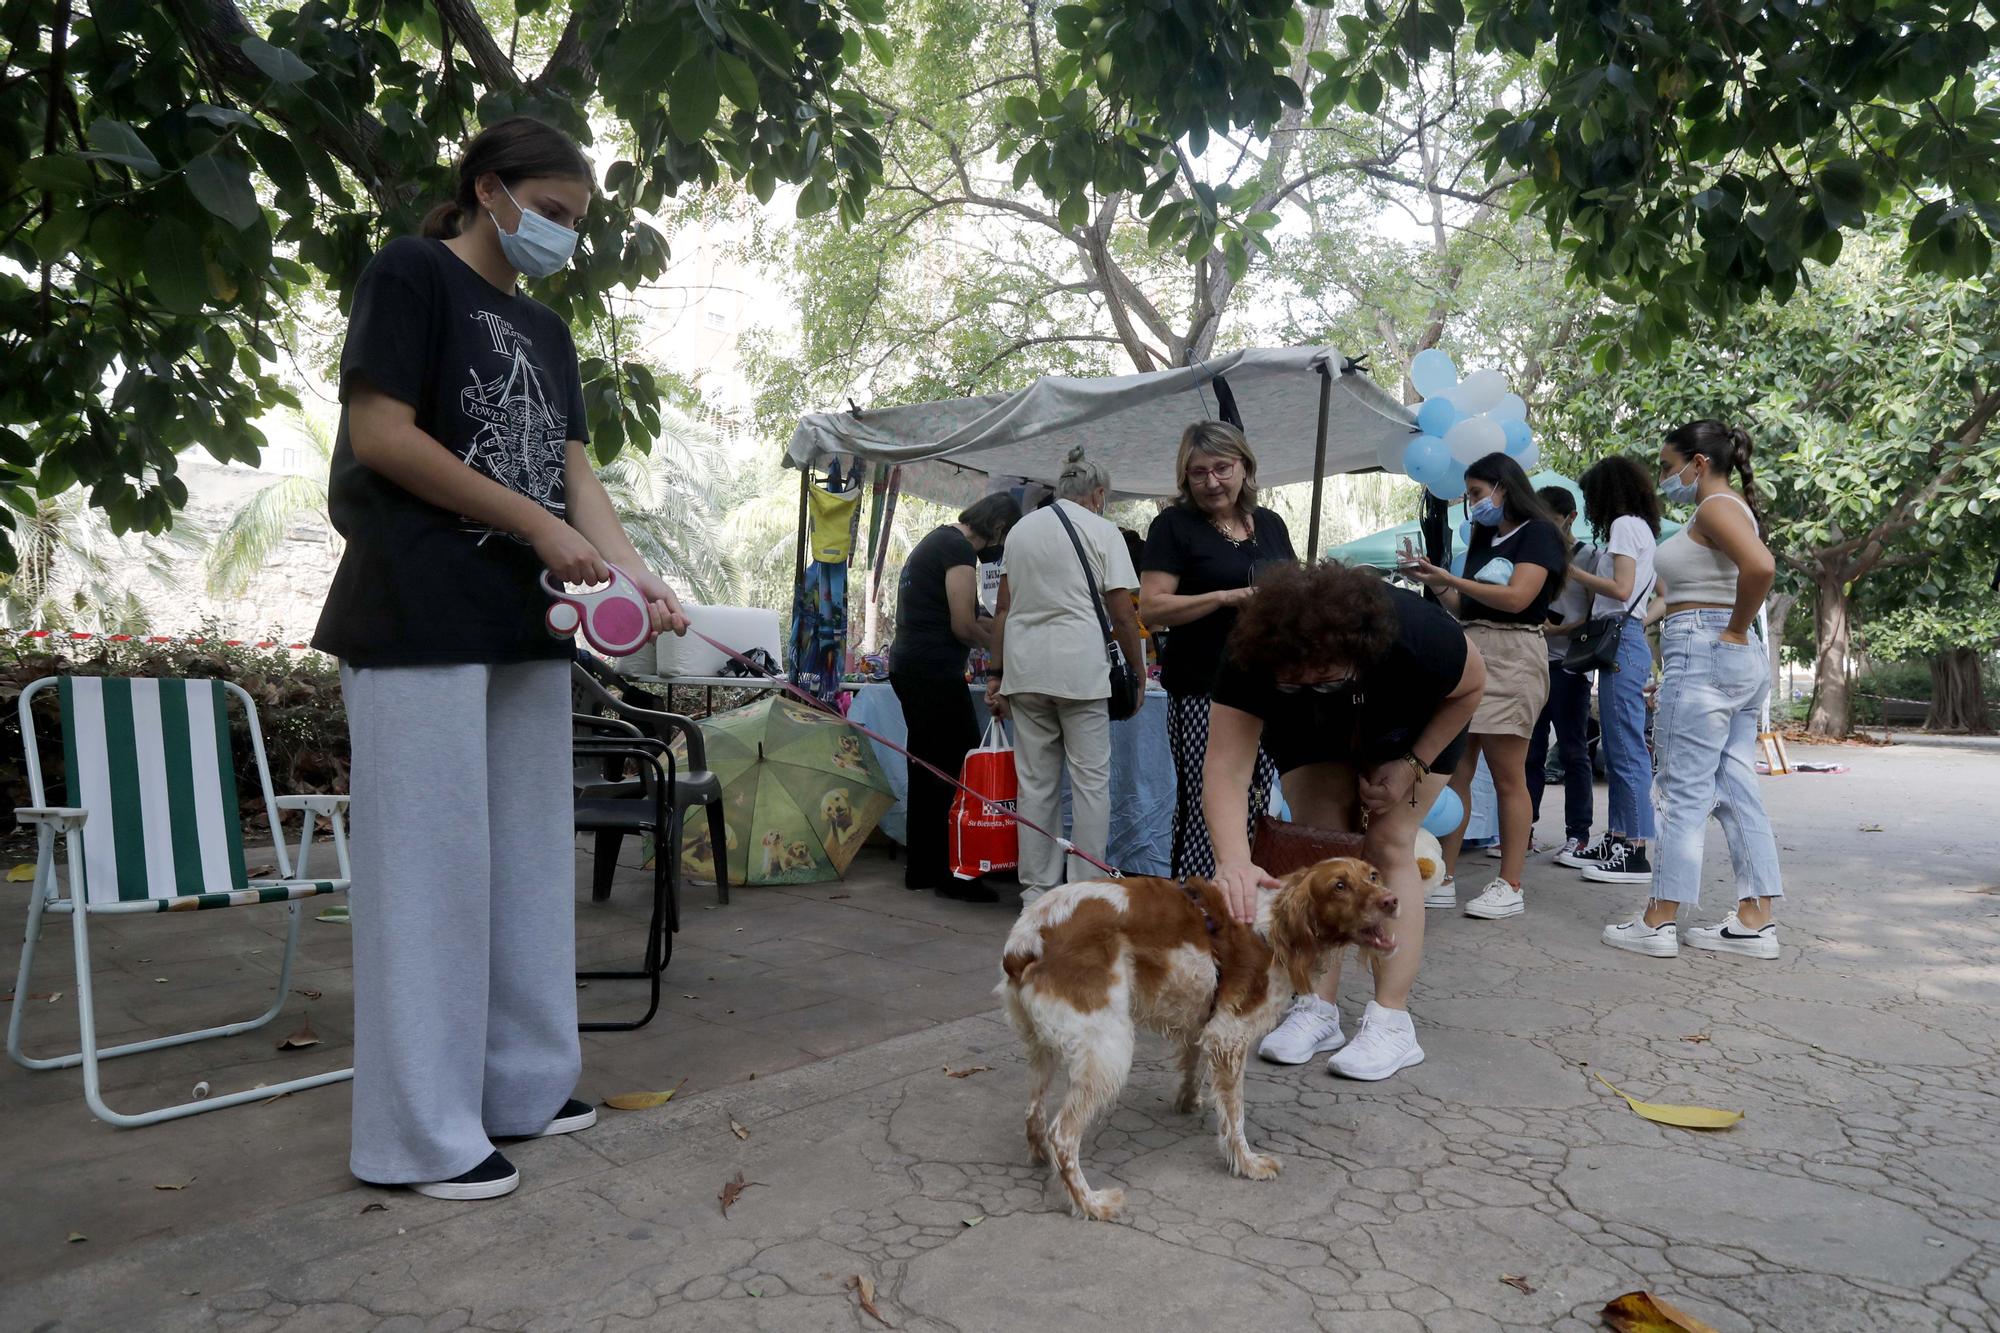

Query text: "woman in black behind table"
[1139, 422, 1295, 878]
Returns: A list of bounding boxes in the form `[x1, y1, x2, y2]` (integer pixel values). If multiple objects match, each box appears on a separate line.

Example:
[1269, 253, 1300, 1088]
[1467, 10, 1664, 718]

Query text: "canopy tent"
[785, 346, 1416, 555]
[1325, 471, 1684, 568]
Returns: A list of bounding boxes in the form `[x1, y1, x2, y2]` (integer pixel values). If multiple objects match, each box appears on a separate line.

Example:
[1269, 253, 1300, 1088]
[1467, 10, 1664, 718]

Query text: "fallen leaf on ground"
[1601, 1290, 1721, 1333]
[846, 1274, 891, 1328]
[1499, 1274, 1535, 1294]
[7, 863, 35, 882]
[829, 893, 850, 900]
[246, 864, 277, 878]
[2, 991, 60, 1003]
[292, 987, 322, 1001]
[962, 1216, 983, 1228]
[315, 906, 350, 924]
[153, 1178, 195, 1191]
[277, 1014, 321, 1050]
[360, 1202, 388, 1214]
[604, 1077, 688, 1110]
[719, 1172, 760, 1218]
[729, 1117, 749, 1140]
[1679, 1033, 1712, 1044]
[944, 1066, 991, 1079]
[1594, 1074, 1742, 1129]
[67, 1232, 86, 1243]
[1858, 823, 1884, 832]
[153, 977, 168, 984]
[1960, 886, 2000, 896]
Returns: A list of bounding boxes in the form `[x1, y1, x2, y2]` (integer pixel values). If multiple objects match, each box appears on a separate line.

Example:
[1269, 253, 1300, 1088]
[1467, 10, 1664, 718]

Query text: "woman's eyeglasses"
[1274, 676, 1352, 695]
[1186, 460, 1238, 486]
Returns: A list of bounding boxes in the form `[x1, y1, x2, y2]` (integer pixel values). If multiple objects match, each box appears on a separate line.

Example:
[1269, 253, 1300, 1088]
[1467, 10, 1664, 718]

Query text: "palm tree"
[1, 488, 209, 633]
[205, 412, 337, 598]
[598, 406, 740, 604]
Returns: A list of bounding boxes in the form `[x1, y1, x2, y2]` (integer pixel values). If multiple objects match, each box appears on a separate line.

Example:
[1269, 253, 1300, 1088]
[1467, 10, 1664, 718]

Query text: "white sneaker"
[1479, 842, 1503, 860]
[1423, 874, 1457, 911]
[1685, 912, 1780, 960]
[1556, 836, 1608, 870]
[1463, 879, 1525, 919]
[1601, 917, 1680, 957]
[1327, 1002, 1425, 1081]
[1258, 995, 1346, 1064]
[1555, 836, 1588, 862]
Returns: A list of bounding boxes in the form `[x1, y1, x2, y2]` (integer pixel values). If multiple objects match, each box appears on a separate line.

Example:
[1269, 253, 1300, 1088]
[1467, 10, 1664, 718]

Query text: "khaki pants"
[1007, 691, 1112, 889]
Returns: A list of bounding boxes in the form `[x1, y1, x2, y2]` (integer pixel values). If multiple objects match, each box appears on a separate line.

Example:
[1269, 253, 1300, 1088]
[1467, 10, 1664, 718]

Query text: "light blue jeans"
[1651, 611, 1784, 907]
[1598, 616, 1656, 840]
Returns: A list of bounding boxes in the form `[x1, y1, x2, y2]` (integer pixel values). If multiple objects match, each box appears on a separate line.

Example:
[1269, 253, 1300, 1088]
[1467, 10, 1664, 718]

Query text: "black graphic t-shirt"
[1140, 505, 1295, 696]
[312, 237, 589, 667]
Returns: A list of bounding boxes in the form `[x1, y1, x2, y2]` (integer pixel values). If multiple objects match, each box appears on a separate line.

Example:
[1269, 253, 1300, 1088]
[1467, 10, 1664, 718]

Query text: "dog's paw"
[1233, 1153, 1281, 1181]
[1075, 1187, 1125, 1221]
[1173, 1090, 1201, 1115]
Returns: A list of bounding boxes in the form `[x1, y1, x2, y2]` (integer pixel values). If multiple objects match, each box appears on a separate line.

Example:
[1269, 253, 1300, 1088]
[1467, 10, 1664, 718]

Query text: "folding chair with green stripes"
[8, 675, 354, 1126]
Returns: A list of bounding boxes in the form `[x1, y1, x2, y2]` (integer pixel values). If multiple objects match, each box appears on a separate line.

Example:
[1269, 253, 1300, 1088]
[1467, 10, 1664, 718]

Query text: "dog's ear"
[1269, 868, 1324, 998]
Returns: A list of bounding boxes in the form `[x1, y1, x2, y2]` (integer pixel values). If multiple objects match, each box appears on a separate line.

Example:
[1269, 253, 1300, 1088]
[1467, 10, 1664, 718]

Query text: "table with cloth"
[847, 683, 1176, 877]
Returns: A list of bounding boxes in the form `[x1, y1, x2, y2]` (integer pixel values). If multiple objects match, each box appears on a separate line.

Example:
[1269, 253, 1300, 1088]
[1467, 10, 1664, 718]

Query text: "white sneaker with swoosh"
[1685, 912, 1780, 960]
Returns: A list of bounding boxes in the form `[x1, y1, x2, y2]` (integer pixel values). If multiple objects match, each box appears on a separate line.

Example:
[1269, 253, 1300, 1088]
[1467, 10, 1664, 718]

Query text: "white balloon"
[1376, 434, 1410, 474]
[1448, 368, 1507, 416]
[1514, 442, 1541, 471]
[1444, 415, 1506, 465]
[1489, 392, 1528, 423]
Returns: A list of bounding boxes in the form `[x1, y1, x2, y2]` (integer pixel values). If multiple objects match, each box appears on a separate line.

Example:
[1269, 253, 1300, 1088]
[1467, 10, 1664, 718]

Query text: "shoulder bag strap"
[1051, 502, 1118, 650]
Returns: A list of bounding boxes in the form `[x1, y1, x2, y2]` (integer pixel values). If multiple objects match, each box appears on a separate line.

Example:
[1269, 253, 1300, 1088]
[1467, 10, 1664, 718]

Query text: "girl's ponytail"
[421, 201, 463, 239]
[420, 116, 593, 242]
[1726, 426, 1762, 529]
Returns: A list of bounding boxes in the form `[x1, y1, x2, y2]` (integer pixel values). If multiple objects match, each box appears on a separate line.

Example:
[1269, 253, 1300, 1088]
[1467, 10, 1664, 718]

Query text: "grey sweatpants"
[1008, 691, 1112, 890]
[341, 659, 579, 1183]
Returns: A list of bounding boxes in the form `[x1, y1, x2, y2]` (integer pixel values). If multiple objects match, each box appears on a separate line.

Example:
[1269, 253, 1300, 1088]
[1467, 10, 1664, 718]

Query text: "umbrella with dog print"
[668, 696, 895, 886]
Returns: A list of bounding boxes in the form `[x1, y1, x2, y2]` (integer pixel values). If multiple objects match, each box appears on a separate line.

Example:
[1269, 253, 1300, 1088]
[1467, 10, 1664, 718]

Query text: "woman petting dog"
[1206, 561, 1484, 1082]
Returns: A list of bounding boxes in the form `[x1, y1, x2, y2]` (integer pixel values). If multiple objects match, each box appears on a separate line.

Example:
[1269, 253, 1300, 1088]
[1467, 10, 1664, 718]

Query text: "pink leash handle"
[683, 628, 1120, 879]
[543, 564, 653, 657]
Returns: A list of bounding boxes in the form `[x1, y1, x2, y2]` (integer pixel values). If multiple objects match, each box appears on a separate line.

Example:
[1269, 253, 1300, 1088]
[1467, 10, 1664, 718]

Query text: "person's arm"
[945, 564, 992, 650]
[347, 387, 604, 583]
[984, 575, 1011, 717]
[1569, 552, 1635, 601]
[1357, 640, 1487, 814]
[1139, 569, 1250, 627]
[1203, 701, 1280, 923]
[563, 443, 689, 636]
[1406, 553, 1548, 614]
[1697, 501, 1776, 640]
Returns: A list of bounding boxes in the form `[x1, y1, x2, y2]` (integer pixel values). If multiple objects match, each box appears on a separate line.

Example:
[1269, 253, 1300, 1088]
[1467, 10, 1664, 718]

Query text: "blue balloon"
[1456, 519, 1473, 544]
[1422, 786, 1464, 837]
[1402, 434, 1449, 485]
[1411, 348, 1458, 399]
[1502, 418, 1534, 455]
[1448, 550, 1467, 577]
[1416, 396, 1462, 436]
[1427, 462, 1467, 502]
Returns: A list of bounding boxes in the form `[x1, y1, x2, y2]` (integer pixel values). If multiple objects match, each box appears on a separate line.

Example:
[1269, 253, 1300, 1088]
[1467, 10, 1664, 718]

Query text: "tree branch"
[430, 0, 516, 89]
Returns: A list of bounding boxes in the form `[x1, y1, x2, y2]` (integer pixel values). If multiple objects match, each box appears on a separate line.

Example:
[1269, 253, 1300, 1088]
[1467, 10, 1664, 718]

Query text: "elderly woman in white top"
[985, 448, 1145, 904]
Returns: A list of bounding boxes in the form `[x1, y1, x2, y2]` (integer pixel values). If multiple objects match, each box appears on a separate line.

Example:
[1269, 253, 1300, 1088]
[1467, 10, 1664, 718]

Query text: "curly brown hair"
[1227, 561, 1398, 679]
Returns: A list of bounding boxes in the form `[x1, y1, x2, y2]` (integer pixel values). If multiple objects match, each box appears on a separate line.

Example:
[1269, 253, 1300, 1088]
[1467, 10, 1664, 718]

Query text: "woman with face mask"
[1400, 453, 1570, 920]
[1601, 421, 1784, 961]
[313, 118, 691, 1201]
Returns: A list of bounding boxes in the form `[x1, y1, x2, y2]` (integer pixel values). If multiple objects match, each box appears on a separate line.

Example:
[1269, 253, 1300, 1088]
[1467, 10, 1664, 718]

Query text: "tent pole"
[787, 465, 811, 682]
[1306, 364, 1333, 565]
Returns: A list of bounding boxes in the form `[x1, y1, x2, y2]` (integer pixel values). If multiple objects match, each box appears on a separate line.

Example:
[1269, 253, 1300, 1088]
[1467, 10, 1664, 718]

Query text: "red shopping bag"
[949, 720, 1018, 878]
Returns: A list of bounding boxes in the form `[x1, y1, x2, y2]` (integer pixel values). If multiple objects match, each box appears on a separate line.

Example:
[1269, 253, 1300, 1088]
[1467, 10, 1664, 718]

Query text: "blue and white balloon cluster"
[1384, 349, 1539, 501]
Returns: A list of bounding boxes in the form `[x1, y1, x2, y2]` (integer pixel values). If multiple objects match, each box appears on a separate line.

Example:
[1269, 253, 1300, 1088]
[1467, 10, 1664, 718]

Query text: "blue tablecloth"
[847, 683, 1176, 877]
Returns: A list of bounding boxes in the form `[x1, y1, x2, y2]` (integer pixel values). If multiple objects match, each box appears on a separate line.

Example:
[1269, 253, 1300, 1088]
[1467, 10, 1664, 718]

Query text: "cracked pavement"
[3, 742, 1997, 1332]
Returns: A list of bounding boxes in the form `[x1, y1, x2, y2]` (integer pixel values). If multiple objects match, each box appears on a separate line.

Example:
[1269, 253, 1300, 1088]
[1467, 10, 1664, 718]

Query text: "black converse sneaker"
[1582, 837, 1653, 884]
[408, 1151, 520, 1201]
[1556, 835, 1611, 870]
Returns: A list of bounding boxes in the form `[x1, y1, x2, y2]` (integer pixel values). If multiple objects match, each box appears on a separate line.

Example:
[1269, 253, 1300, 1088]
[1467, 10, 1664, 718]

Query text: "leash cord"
[675, 629, 1122, 879]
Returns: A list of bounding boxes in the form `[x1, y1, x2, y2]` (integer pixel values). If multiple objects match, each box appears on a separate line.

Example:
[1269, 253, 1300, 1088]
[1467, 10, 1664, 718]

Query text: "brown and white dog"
[999, 859, 1399, 1221]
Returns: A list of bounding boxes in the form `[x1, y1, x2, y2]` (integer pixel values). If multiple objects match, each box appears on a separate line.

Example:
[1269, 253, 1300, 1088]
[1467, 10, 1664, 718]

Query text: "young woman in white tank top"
[1601, 421, 1787, 963]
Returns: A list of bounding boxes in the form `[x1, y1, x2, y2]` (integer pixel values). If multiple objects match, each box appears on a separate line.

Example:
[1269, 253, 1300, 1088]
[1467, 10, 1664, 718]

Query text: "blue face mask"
[1660, 460, 1700, 504]
[1468, 496, 1504, 528]
[490, 183, 577, 278]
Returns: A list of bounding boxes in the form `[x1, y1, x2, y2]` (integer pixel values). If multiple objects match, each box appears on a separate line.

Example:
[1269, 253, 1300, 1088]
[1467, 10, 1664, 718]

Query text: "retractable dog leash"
[542, 564, 653, 657]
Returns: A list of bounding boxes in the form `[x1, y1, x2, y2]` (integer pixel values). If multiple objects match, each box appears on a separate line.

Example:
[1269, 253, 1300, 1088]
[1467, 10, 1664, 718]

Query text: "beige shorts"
[1464, 621, 1550, 738]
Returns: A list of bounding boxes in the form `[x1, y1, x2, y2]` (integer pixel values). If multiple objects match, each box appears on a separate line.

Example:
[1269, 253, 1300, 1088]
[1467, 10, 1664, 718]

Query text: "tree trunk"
[1807, 567, 1854, 736]
[1926, 648, 1990, 733]
[1765, 590, 1797, 715]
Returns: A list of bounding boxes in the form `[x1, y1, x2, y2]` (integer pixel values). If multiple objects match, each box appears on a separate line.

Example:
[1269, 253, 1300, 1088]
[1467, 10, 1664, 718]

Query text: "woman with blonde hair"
[1139, 421, 1296, 878]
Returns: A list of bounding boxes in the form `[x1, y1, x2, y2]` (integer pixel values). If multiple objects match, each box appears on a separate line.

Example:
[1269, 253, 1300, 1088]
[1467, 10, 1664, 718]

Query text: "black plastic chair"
[571, 721, 676, 1032]
[571, 659, 730, 906]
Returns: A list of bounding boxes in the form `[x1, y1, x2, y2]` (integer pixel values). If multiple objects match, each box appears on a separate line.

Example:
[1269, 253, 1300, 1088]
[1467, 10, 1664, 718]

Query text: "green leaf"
[863, 27, 895, 67]
[187, 105, 259, 131]
[83, 119, 160, 176]
[719, 9, 795, 75]
[1004, 95, 1040, 131]
[144, 220, 210, 315]
[1354, 71, 1384, 114]
[715, 52, 759, 111]
[33, 208, 89, 266]
[19, 155, 95, 194]
[238, 36, 315, 85]
[796, 177, 835, 218]
[669, 55, 722, 144]
[186, 155, 261, 229]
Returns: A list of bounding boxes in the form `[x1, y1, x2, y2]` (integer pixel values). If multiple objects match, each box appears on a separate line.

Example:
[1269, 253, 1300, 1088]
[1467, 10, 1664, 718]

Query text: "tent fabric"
[1326, 471, 1685, 568]
[785, 347, 1416, 499]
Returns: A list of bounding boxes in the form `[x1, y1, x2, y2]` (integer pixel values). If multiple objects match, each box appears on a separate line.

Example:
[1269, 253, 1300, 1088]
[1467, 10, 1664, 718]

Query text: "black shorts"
[1264, 723, 1469, 781]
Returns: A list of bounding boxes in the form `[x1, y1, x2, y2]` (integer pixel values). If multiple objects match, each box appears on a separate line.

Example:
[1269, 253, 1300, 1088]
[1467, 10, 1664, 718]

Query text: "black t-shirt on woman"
[1140, 505, 1295, 695]
[312, 237, 589, 668]
[1459, 519, 1568, 627]
[890, 525, 979, 680]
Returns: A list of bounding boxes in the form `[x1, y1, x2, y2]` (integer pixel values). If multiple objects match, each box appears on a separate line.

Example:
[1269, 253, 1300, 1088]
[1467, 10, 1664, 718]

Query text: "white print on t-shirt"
[458, 310, 569, 531]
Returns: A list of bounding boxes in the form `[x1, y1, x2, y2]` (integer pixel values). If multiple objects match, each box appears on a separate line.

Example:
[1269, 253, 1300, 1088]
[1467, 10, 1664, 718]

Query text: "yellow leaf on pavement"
[1602, 1290, 1722, 1333]
[604, 1077, 688, 1111]
[7, 863, 35, 882]
[1594, 1074, 1742, 1130]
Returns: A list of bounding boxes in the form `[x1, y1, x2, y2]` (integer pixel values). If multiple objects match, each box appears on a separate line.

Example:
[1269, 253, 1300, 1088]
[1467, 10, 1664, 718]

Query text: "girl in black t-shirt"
[313, 119, 689, 1202]
[1138, 422, 1296, 879]
[1400, 452, 1567, 921]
